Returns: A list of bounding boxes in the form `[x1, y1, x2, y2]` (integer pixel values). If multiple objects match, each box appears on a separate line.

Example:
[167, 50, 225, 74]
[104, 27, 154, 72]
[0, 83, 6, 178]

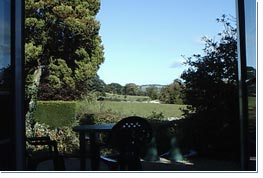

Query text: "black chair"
[100, 116, 152, 171]
[26, 136, 65, 171]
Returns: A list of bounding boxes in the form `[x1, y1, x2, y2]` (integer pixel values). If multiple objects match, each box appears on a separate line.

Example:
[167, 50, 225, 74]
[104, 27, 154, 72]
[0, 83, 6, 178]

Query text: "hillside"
[139, 84, 166, 91]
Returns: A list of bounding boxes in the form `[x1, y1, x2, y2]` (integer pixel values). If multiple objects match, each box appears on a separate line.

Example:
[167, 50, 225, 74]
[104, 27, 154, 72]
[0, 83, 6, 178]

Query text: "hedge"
[33, 101, 77, 128]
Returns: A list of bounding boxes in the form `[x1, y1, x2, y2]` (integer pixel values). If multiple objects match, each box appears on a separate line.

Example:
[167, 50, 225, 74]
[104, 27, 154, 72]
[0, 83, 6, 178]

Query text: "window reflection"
[0, 0, 11, 91]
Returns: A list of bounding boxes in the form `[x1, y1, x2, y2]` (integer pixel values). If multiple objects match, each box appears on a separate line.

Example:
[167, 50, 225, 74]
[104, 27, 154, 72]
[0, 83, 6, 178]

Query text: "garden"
[23, 0, 256, 170]
[28, 94, 187, 158]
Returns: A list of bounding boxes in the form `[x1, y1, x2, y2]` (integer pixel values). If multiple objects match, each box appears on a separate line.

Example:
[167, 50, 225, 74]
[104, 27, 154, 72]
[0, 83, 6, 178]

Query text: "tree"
[159, 79, 183, 104]
[123, 83, 139, 96]
[86, 74, 106, 95]
[105, 83, 124, 95]
[0, 66, 11, 91]
[246, 66, 256, 96]
[25, 0, 104, 100]
[25, 42, 43, 135]
[178, 15, 240, 156]
[146, 86, 159, 100]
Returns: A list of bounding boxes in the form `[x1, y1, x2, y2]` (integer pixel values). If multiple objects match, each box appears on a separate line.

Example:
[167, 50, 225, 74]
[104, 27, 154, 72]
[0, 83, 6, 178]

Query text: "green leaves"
[25, 0, 105, 100]
[52, 4, 74, 19]
[48, 75, 61, 89]
[25, 42, 42, 65]
[48, 58, 75, 89]
[179, 16, 240, 153]
[159, 80, 183, 104]
[75, 60, 95, 81]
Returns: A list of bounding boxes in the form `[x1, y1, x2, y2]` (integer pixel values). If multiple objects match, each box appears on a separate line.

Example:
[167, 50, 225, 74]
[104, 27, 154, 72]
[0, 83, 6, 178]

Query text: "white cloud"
[170, 60, 184, 68]
[193, 36, 206, 45]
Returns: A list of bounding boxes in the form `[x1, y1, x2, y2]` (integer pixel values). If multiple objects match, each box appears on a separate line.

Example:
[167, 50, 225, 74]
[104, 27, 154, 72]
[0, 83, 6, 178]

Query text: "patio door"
[236, 0, 257, 171]
[0, 0, 25, 170]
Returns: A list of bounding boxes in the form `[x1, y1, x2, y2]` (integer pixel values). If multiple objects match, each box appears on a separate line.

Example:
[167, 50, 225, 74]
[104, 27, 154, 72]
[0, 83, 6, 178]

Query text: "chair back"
[109, 116, 152, 170]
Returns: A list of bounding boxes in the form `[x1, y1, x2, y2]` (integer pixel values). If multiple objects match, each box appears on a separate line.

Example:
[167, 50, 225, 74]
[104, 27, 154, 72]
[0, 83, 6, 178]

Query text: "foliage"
[85, 74, 106, 96]
[179, 15, 240, 156]
[0, 66, 11, 91]
[146, 86, 159, 100]
[147, 111, 165, 120]
[105, 83, 124, 95]
[104, 93, 150, 102]
[24, 42, 43, 137]
[159, 79, 183, 104]
[76, 92, 101, 122]
[181, 15, 238, 112]
[123, 83, 140, 96]
[246, 66, 256, 96]
[33, 101, 77, 128]
[26, 122, 79, 154]
[77, 100, 185, 119]
[76, 92, 122, 124]
[25, 0, 104, 100]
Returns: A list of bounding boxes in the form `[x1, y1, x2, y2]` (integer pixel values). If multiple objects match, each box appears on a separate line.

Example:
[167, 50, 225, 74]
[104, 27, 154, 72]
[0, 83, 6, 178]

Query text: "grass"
[76, 93, 186, 119]
[79, 100, 186, 118]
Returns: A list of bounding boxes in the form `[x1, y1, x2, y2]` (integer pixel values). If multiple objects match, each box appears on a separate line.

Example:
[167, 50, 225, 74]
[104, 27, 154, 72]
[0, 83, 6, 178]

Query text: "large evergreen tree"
[25, 0, 104, 100]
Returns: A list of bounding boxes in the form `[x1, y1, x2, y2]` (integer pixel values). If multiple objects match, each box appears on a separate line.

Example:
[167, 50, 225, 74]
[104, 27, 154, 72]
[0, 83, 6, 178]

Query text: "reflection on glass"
[244, 0, 256, 158]
[0, 0, 11, 91]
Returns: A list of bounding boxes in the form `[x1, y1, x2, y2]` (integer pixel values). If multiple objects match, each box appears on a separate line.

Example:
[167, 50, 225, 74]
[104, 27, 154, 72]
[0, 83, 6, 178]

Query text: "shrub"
[33, 101, 77, 128]
[26, 122, 79, 154]
[147, 111, 165, 120]
[175, 111, 240, 159]
[76, 93, 124, 125]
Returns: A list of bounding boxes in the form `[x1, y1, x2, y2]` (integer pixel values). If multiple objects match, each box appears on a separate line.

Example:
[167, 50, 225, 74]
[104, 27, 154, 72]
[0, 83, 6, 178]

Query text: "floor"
[36, 157, 253, 172]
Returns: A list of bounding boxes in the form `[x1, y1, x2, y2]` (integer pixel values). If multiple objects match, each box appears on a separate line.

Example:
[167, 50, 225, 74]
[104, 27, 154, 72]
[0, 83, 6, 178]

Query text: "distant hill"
[139, 84, 166, 91]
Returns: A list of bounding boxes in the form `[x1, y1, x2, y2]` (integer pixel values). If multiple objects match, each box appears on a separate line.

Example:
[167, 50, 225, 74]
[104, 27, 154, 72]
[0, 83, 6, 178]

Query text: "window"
[0, 0, 25, 170]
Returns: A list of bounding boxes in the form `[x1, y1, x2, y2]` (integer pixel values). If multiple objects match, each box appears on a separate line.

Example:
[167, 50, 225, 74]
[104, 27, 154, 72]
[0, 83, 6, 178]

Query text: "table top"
[73, 123, 115, 133]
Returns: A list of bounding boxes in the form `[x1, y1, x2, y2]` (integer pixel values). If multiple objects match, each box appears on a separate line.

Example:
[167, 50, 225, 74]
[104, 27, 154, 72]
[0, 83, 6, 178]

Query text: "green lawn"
[88, 100, 186, 118]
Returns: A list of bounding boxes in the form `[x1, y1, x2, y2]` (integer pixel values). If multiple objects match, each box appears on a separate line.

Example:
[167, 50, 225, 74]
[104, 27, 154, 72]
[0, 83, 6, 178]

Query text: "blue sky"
[96, 0, 236, 86]
[0, 0, 11, 69]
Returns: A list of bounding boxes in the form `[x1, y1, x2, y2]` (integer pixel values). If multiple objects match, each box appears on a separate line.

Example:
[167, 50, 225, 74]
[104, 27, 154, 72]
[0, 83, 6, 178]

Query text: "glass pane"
[0, 0, 11, 139]
[244, 0, 256, 159]
[97, 0, 239, 170]
[0, 0, 11, 92]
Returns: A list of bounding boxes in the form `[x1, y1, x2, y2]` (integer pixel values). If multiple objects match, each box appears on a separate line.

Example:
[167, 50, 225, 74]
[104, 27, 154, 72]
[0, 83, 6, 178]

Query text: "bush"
[26, 122, 79, 154]
[147, 111, 165, 120]
[33, 101, 77, 128]
[175, 111, 240, 159]
[76, 93, 124, 125]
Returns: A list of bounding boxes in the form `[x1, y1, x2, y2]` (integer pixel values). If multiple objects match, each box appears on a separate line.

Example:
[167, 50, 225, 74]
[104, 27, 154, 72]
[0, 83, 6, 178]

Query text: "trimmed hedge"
[34, 101, 77, 128]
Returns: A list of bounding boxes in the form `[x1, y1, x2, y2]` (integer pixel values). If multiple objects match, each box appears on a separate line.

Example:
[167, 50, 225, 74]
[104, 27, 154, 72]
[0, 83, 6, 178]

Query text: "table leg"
[79, 133, 86, 171]
[90, 132, 100, 171]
